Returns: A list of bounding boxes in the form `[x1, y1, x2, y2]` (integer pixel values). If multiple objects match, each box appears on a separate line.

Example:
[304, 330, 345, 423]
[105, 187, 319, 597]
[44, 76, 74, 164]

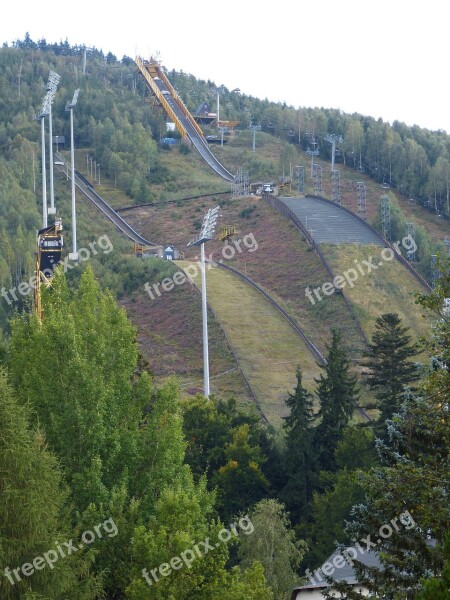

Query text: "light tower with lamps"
[66, 89, 80, 261]
[46, 70, 60, 215]
[187, 205, 221, 398]
[34, 90, 52, 228]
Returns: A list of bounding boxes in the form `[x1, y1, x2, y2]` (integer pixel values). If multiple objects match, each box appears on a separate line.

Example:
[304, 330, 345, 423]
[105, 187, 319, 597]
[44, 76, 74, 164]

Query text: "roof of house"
[291, 546, 382, 598]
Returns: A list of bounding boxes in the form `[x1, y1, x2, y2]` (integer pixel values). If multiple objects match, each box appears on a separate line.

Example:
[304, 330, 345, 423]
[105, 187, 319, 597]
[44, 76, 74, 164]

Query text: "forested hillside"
[1, 35, 449, 328]
[0, 36, 449, 599]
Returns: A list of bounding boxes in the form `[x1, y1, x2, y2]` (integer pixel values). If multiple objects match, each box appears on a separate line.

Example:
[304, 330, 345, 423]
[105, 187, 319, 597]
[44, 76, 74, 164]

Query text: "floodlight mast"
[47, 71, 61, 215]
[66, 89, 80, 260]
[34, 91, 52, 228]
[187, 206, 221, 398]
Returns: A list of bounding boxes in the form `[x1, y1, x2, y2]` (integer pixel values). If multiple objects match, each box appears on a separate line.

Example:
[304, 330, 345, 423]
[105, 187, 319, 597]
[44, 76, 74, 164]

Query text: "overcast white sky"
[2, 0, 449, 133]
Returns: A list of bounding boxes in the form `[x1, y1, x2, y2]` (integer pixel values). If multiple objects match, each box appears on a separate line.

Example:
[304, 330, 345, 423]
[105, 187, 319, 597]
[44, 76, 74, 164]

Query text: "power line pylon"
[305, 131, 319, 178]
[324, 133, 343, 171]
[231, 167, 249, 198]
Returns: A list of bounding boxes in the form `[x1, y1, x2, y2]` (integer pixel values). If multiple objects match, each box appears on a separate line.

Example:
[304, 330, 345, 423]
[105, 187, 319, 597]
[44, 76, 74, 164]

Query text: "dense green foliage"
[0, 368, 102, 599]
[2, 268, 274, 598]
[323, 259, 450, 599]
[238, 499, 306, 599]
[1, 36, 450, 599]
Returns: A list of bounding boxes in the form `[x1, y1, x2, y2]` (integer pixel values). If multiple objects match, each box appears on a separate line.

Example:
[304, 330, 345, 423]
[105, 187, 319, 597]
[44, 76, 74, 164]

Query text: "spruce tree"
[313, 330, 359, 473]
[363, 312, 420, 422]
[281, 367, 316, 522]
[0, 369, 101, 599]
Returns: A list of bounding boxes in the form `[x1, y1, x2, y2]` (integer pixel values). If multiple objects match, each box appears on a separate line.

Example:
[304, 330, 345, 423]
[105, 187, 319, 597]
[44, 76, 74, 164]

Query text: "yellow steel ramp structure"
[135, 56, 235, 182]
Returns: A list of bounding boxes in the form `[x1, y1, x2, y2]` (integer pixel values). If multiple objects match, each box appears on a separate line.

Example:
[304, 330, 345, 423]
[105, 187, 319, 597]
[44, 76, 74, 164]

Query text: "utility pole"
[46, 71, 60, 216]
[249, 122, 261, 152]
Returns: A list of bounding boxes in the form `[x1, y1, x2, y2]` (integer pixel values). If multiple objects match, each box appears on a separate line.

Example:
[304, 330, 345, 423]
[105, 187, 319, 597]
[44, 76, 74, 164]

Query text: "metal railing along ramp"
[135, 56, 235, 182]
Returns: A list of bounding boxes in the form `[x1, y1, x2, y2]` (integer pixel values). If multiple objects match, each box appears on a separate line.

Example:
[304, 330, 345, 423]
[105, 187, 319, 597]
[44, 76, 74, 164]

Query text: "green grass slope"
[122, 195, 367, 359]
[180, 260, 322, 427]
[321, 243, 430, 340]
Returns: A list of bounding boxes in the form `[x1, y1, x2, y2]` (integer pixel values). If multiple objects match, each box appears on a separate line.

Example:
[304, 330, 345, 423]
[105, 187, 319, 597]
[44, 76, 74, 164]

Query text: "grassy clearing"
[180, 260, 322, 428]
[124, 195, 367, 358]
[121, 280, 254, 404]
[321, 244, 430, 341]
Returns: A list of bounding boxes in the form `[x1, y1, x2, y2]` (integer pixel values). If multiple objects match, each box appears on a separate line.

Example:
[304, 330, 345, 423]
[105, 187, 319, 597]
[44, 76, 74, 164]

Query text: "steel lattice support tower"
[431, 254, 438, 288]
[380, 194, 391, 240]
[294, 165, 305, 194]
[231, 167, 250, 198]
[356, 181, 366, 218]
[406, 223, 416, 261]
[331, 169, 341, 204]
[444, 237, 450, 256]
[313, 163, 323, 195]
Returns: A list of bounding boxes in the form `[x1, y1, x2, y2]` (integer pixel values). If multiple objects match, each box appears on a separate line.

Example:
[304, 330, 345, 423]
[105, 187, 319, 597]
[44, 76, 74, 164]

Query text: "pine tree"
[281, 367, 316, 522]
[363, 312, 420, 422]
[313, 330, 359, 472]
